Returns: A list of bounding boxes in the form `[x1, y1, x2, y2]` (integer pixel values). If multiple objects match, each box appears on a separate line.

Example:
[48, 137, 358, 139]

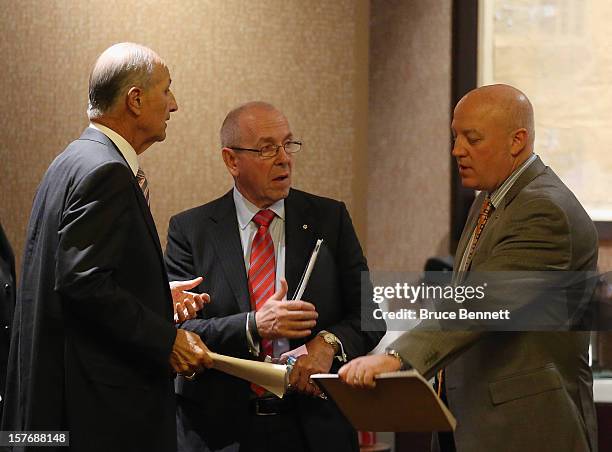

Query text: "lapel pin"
[302, 224, 308, 230]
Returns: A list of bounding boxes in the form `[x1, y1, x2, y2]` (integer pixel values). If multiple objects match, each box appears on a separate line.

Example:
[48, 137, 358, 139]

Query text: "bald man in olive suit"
[340, 85, 598, 452]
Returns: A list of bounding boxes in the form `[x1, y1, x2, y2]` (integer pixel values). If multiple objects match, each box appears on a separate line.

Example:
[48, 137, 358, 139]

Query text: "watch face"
[322, 333, 339, 353]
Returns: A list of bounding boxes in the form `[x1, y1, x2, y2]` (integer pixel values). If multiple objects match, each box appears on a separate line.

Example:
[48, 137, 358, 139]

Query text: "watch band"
[248, 310, 261, 341]
[385, 348, 406, 370]
[318, 330, 347, 362]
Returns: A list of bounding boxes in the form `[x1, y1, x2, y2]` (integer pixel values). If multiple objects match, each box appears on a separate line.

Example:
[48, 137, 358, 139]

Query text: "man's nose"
[451, 139, 465, 157]
[169, 90, 178, 112]
[275, 145, 291, 164]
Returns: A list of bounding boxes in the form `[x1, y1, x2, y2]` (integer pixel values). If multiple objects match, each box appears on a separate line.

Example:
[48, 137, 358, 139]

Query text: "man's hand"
[255, 279, 318, 339]
[338, 355, 402, 389]
[170, 329, 213, 377]
[170, 276, 211, 323]
[288, 335, 335, 397]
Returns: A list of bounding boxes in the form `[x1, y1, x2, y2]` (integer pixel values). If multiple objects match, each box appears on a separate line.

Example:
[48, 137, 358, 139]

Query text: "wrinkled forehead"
[239, 108, 292, 144]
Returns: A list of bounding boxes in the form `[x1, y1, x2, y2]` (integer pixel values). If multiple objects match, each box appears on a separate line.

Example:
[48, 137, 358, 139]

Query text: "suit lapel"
[284, 190, 317, 298]
[503, 156, 545, 208]
[132, 182, 165, 263]
[208, 191, 251, 312]
[467, 156, 546, 266]
[208, 189, 318, 313]
[454, 193, 483, 264]
[79, 128, 165, 263]
[476, 156, 545, 261]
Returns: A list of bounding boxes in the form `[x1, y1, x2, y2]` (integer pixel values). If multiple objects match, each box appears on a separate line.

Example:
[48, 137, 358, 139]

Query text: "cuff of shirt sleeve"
[246, 311, 260, 356]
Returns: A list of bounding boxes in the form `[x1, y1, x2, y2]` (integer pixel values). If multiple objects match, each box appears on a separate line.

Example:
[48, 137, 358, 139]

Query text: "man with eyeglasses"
[165, 101, 384, 452]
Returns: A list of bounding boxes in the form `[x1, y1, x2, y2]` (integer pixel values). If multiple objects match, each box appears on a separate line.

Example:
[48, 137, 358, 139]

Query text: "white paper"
[209, 352, 288, 398]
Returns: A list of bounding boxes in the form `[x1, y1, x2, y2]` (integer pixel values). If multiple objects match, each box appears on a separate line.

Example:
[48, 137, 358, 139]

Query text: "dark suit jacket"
[165, 188, 385, 451]
[1, 128, 177, 452]
[0, 223, 15, 420]
[391, 157, 599, 452]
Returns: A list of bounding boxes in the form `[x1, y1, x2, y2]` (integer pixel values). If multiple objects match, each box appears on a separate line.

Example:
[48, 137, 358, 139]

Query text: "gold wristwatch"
[318, 330, 347, 362]
[318, 331, 340, 353]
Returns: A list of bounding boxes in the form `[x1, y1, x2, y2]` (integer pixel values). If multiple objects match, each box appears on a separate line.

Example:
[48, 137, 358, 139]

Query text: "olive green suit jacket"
[391, 157, 598, 452]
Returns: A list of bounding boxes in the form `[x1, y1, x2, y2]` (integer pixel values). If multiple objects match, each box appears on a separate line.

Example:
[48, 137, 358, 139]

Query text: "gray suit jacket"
[391, 157, 598, 452]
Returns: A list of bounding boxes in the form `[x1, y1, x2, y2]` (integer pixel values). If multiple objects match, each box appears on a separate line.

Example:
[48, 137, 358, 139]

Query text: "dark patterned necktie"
[136, 167, 150, 206]
[460, 196, 494, 272]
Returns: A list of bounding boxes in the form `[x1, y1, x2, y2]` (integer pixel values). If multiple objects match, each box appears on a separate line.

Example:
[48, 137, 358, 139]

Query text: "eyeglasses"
[229, 141, 302, 159]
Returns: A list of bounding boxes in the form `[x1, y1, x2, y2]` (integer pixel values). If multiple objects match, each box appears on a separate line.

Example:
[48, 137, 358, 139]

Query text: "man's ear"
[510, 128, 528, 157]
[126, 86, 143, 115]
[222, 147, 239, 177]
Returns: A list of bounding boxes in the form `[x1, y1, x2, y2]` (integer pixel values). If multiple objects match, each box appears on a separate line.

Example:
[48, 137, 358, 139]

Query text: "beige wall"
[3, 0, 600, 278]
[367, 0, 452, 271]
[599, 244, 612, 272]
[0, 0, 369, 271]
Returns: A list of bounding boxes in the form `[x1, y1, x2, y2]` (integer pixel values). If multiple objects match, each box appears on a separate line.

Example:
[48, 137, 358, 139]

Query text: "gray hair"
[87, 42, 162, 119]
[220, 101, 278, 147]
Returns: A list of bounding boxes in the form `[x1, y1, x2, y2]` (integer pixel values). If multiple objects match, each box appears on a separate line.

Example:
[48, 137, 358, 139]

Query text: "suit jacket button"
[3, 283, 10, 294]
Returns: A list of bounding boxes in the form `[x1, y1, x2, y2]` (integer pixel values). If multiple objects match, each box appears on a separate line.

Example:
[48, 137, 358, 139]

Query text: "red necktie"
[248, 209, 276, 359]
[248, 209, 276, 396]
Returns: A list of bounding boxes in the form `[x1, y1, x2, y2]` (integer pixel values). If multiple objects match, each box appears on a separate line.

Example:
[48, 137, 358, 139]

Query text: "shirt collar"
[233, 186, 285, 230]
[488, 153, 538, 208]
[89, 122, 139, 176]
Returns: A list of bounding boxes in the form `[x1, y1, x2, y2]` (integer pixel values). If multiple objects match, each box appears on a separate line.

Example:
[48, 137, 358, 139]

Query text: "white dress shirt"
[89, 122, 139, 176]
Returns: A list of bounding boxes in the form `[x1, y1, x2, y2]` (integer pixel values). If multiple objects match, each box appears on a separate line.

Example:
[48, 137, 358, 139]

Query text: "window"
[479, 0, 611, 221]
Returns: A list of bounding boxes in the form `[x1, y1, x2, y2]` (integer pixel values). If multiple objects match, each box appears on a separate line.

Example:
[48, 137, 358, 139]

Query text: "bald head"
[451, 84, 536, 192]
[88, 42, 163, 119]
[220, 101, 282, 148]
[457, 84, 535, 150]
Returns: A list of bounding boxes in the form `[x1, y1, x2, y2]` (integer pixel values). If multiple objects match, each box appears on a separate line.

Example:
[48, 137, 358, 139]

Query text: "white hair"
[87, 42, 162, 119]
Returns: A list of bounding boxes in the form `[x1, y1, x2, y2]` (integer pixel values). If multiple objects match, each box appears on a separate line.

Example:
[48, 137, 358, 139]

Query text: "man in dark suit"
[0, 222, 15, 421]
[339, 85, 598, 452]
[1, 43, 212, 452]
[165, 101, 385, 452]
